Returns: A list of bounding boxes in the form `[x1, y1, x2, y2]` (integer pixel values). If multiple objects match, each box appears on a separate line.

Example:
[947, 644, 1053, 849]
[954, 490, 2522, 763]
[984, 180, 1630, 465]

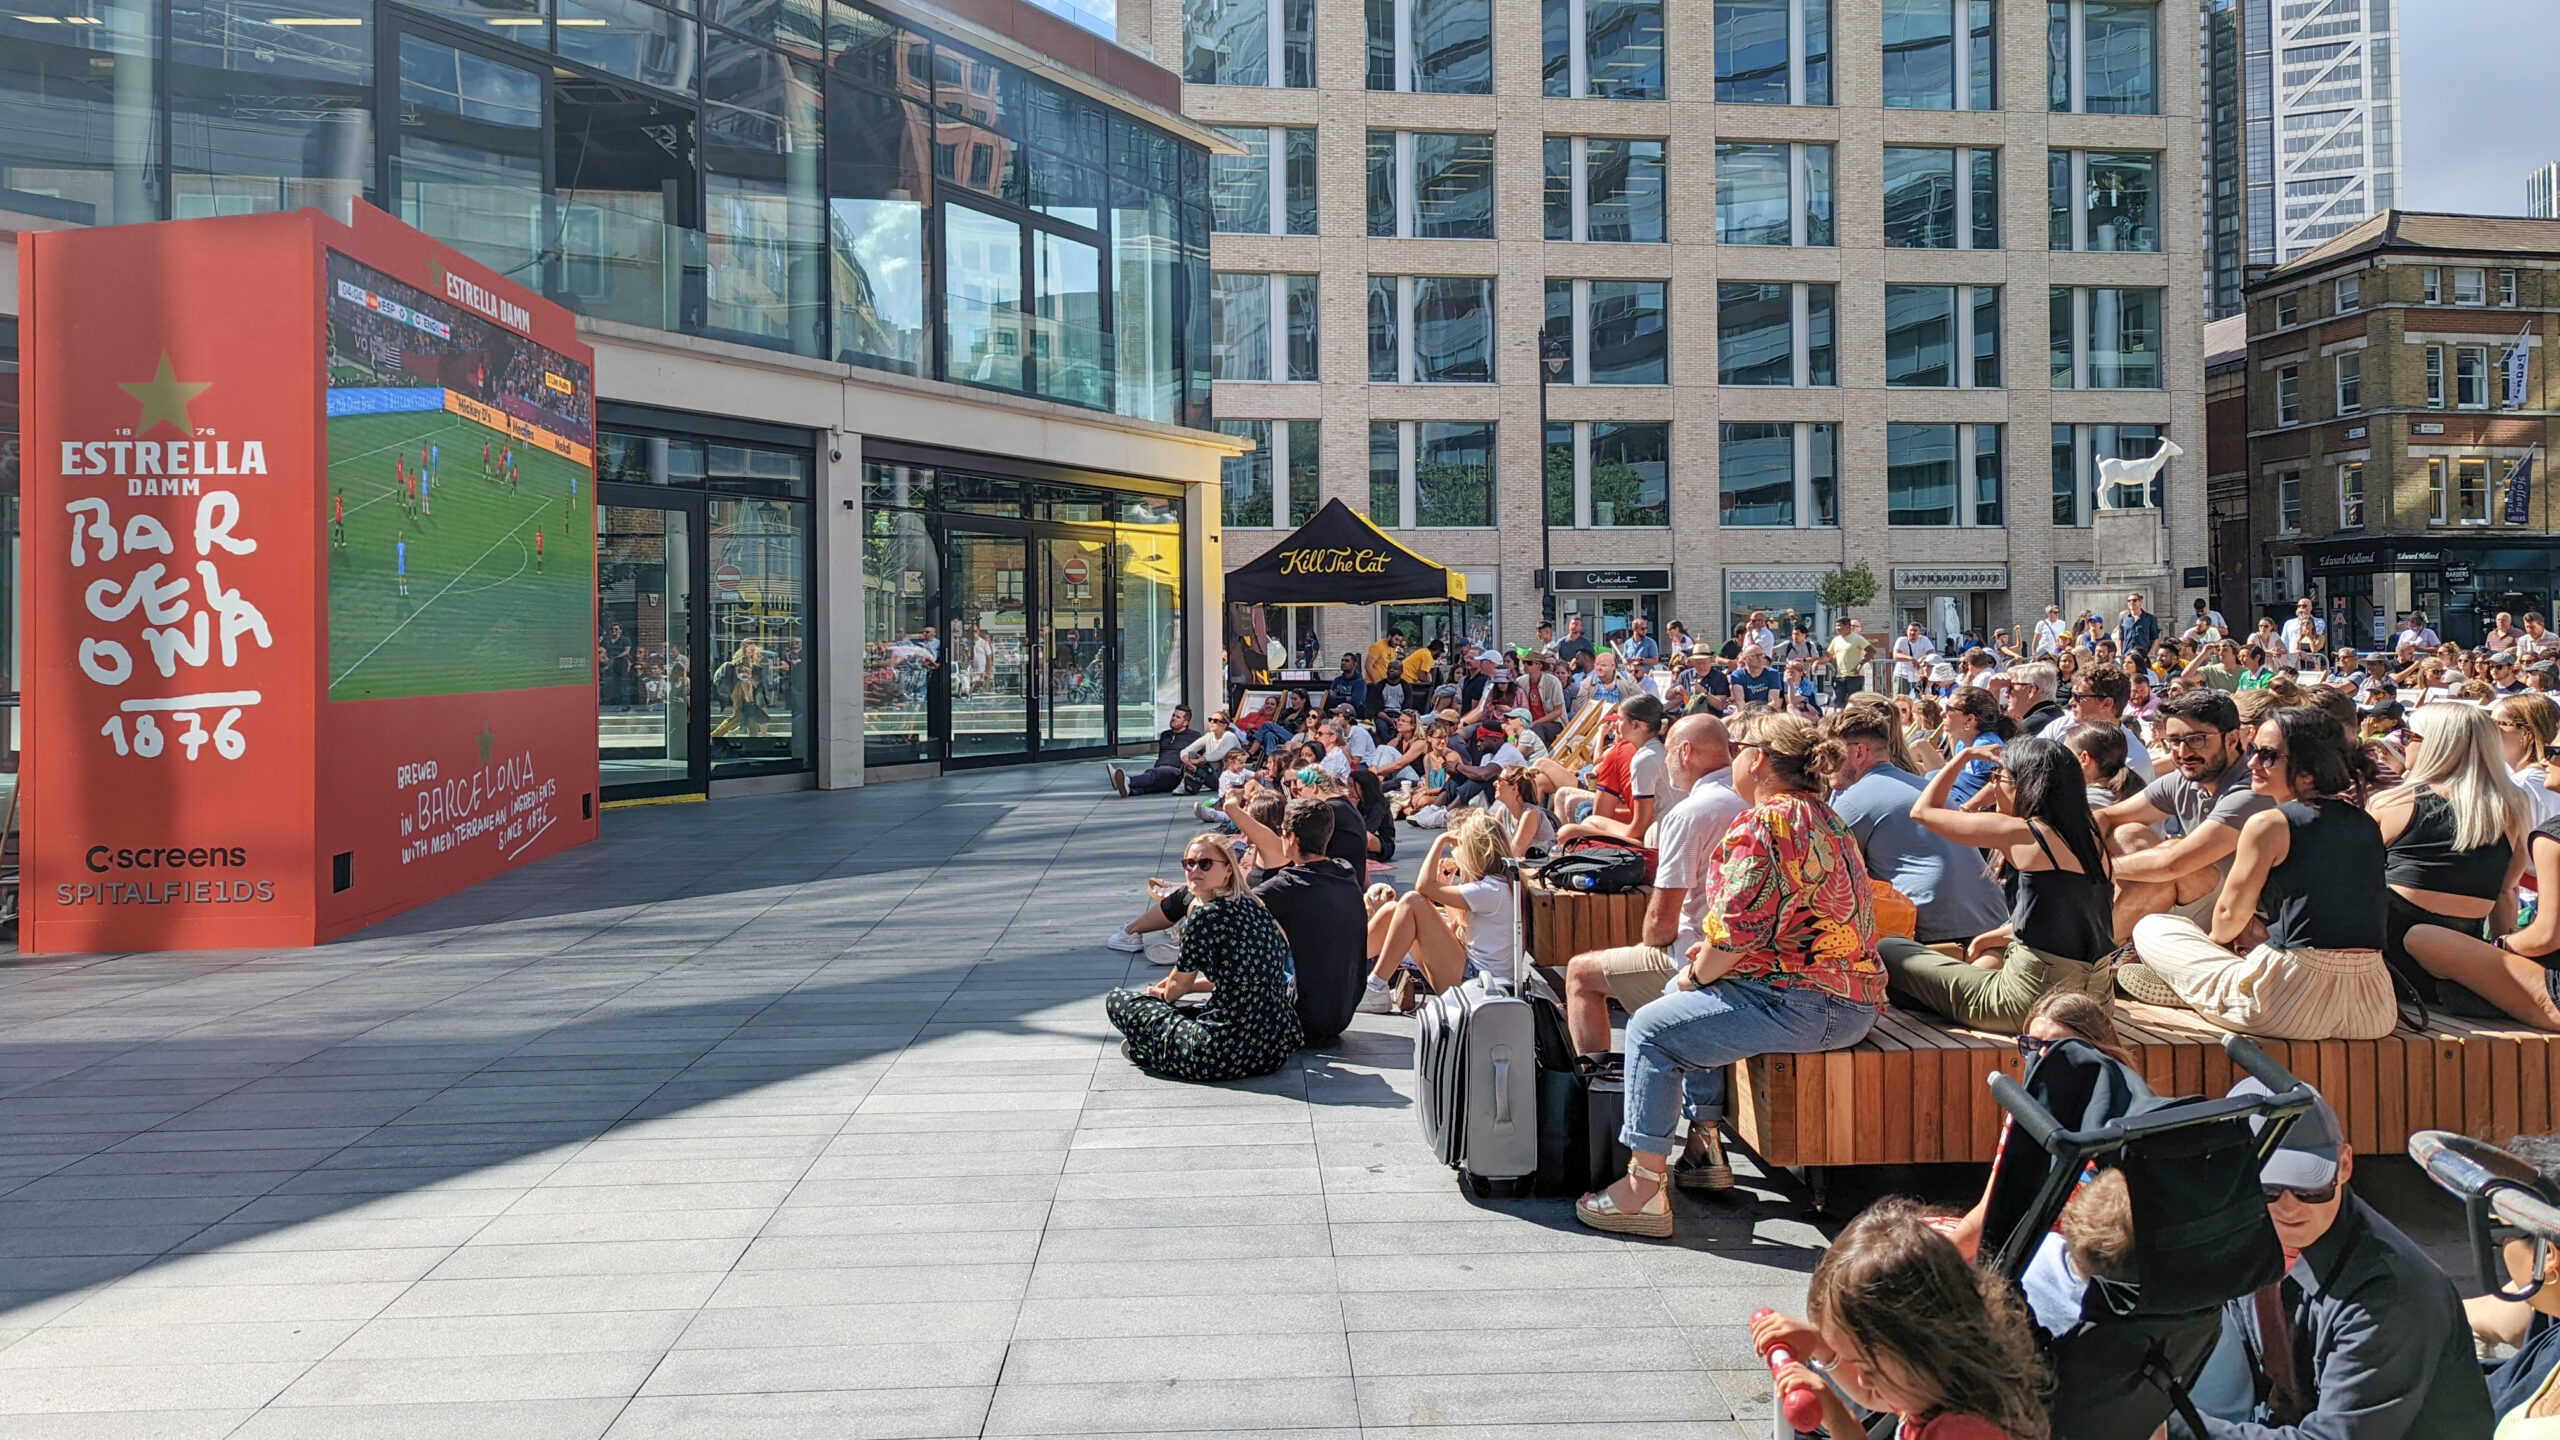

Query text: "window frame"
[2423, 267, 2442, 304]
[1546, 418, 1672, 527]
[1367, 129, 1496, 239]
[1211, 124, 1316, 235]
[1544, 0, 1667, 99]
[1717, 281, 1837, 388]
[2047, 148, 2159, 253]
[2454, 267, 2488, 306]
[2333, 351, 2360, 415]
[2426, 345, 2445, 408]
[2272, 289, 2297, 327]
[1715, 0, 1834, 106]
[1545, 277, 1670, 385]
[2337, 460, 2363, 530]
[1717, 420, 1839, 528]
[2335, 274, 2359, 313]
[2458, 458, 2493, 525]
[1368, 418, 1498, 528]
[1210, 271, 1319, 382]
[2428, 457, 2448, 525]
[2273, 365, 2299, 426]
[2457, 346, 2490, 410]
[1885, 421, 2004, 527]
[2277, 468, 2302, 534]
[1884, 283, 2002, 388]
[1368, 274, 1497, 384]
[2047, 0, 2157, 115]
[1883, 145, 2000, 249]
[1182, 0, 1315, 88]
[2049, 285, 2164, 390]
[1881, 0, 1998, 111]
[1367, 0, 1494, 93]
[1715, 140, 1834, 247]
[1544, 135, 1669, 242]
[1215, 417, 1321, 527]
[2502, 270, 2521, 307]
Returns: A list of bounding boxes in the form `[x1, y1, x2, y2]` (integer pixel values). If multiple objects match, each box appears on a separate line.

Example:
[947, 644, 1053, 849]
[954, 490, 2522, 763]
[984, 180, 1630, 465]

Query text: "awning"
[1224, 498, 1467, 606]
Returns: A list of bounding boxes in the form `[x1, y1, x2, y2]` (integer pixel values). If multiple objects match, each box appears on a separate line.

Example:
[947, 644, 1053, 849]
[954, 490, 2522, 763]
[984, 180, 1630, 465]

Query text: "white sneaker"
[1355, 980, 1398, 1015]
[1105, 764, 1129, 796]
[1105, 928, 1144, 953]
[1144, 940, 1182, 967]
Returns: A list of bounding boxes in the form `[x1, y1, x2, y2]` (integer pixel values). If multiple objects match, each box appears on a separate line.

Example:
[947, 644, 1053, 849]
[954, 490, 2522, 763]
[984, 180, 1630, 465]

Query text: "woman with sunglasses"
[1576, 713, 1884, 1238]
[1939, 991, 2134, 1261]
[2121, 707, 2397, 1040]
[1885, 737, 2116, 1030]
[2368, 704, 2531, 1010]
[1105, 833, 1305, 1081]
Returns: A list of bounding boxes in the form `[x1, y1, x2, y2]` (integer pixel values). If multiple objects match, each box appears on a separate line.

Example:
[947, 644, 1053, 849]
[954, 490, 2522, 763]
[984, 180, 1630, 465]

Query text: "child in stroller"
[1755, 1032, 2326, 1440]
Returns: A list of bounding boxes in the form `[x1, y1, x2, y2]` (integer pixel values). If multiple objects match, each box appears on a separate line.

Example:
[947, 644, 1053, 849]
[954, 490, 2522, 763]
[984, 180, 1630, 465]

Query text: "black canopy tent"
[1223, 499, 1468, 707]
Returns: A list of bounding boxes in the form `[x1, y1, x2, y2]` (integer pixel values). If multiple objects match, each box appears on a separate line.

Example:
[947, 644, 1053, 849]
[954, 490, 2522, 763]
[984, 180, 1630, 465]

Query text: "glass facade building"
[0, 0, 1222, 796]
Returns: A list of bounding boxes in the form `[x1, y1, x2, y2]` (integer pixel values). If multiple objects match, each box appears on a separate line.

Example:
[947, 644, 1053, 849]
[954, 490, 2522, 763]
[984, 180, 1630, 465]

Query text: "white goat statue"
[2092, 437, 2185, 510]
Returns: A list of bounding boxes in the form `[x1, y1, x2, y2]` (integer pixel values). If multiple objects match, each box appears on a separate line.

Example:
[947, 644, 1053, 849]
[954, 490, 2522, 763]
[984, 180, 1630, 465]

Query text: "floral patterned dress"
[1106, 896, 1305, 1082]
[1698, 791, 1887, 1006]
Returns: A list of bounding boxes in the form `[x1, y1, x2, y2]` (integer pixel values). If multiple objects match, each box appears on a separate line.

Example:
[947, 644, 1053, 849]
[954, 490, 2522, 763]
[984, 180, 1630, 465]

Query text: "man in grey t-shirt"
[2096, 690, 2272, 943]
[1825, 708, 2009, 944]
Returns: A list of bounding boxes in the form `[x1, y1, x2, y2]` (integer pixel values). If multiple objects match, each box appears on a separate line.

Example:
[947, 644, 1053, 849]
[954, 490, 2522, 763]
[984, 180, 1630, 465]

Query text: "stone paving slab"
[0, 761, 2466, 1437]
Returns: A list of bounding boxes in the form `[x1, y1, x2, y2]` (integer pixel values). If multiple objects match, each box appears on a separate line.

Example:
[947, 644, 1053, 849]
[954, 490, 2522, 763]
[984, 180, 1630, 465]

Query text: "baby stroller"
[1968, 1033, 2324, 1440]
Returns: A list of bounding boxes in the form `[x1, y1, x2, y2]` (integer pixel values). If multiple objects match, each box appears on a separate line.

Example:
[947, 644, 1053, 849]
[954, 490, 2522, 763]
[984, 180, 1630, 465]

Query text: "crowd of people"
[1093, 595, 2560, 1438]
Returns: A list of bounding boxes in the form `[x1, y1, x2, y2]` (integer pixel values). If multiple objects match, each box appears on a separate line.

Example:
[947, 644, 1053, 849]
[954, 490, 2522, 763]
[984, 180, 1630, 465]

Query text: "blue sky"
[2399, 0, 2560, 214]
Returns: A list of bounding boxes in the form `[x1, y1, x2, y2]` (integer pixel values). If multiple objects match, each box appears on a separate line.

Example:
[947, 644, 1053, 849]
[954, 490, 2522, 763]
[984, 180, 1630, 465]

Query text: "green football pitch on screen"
[325, 408, 596, 702]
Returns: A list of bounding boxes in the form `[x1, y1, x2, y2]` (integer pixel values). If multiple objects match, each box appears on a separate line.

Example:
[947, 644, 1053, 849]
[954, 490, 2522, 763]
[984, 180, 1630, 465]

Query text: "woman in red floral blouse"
[1578, 711, 1887, 1238]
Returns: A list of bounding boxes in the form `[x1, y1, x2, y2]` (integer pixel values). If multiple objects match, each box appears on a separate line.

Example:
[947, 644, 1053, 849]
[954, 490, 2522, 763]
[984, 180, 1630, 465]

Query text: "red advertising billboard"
[22, 204, 600, 952]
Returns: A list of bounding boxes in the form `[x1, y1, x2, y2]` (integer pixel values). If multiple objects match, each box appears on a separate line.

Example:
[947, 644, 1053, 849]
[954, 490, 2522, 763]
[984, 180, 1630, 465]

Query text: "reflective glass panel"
[1587, 0, 1665, 99]
[1716, 143, 1791, 245]
[947, 529, 1031, 758]
[170, 0, 371, 221]
[2083, 0, 2157, 114]
[862, 479, 936, 765]
[1588, 280, 1667, 384]
[558, 0, 701, 92]
[600, 503, 696, 783]
[1211, 272, 1270, 380]
[1544, 137, 1573, 239]
[1887, 423, 1958, 525]
[1284, 274, 1320, 381]
[1544, 421, 1574, 526]
[1882, 146, 1957, 247]
[1587, 138, 1666, 241]
[1365, 129, 1395, 235]
[943, 201, 1024, 391]
[1111, 186, 1180, 421]
[1283, 126, 1316, 234]
[1415, 422, 1495, 526]
[1882, 0, 1955, 107]
[1972, 148, 2000, 249]
[1973, 288, 2002, 386]
[1884, 285, 1956, 387]
[1589, 421, 1667, 526]
[827, 86, 931, 375]
[1032, 229, 1107, 409]
[708, 496, 812, 774]
[1716, 0, 1791, 103]
[1413, 0, 1492, 92]
[394, 35, 544, 281]
[554, 74, 696, 333]
[1807, 285, 1835, 385]
[1370, 422, 1402, 524]
[1412, 132, 1494, 238]
[1209, 124, 1270, 232]
[1218, 419, 1274, 525]
[1720, 422, 1793, 526]
[1115, 521, 1184, 739]
[2086, 286, 2161, 388]
[702, 41, 826, 356]
[2084, 151, 2158, 251]
[1412, 276, 1494, 382]
[1184, 0, 1267, 85]
[1368, 276, 1398, 381]
[1717, 282, 1792, 386]
[1286, 420, 1321, 526]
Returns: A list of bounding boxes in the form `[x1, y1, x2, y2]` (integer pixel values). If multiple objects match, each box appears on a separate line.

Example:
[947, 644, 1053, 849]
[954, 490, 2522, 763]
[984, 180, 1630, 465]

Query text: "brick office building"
[2246, 211, 2560, 648]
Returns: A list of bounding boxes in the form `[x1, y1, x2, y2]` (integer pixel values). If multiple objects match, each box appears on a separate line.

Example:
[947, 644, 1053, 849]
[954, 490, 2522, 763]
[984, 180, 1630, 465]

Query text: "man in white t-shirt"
[2395, 610, 2442, 649]
[1561, 714, 1743, 1056]
[2033, 605, 2070, 658]
[1892, 622, 1938, 696]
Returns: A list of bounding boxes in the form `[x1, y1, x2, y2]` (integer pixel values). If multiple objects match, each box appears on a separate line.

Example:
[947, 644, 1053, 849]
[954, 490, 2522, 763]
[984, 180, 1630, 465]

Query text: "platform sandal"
[1576, 1157, 1673, 1238]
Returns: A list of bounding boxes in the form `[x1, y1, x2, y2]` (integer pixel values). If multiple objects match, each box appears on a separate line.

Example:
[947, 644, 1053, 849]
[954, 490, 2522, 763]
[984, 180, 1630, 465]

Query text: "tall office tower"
[2529, 164, 2560, 220]
[2201, 0, 2402, 320]
[1141, 0, 2209, 648]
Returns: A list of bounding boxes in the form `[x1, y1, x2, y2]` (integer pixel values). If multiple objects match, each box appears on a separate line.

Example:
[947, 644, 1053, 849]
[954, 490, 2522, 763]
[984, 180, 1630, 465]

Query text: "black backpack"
[1536, 837, 1652, 894]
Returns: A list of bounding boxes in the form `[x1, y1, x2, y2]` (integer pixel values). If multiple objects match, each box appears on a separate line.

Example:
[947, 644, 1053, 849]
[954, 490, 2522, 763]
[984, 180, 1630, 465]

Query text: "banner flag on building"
[2506, 446, 2539, 526]
[2508, 325, 2535, 411]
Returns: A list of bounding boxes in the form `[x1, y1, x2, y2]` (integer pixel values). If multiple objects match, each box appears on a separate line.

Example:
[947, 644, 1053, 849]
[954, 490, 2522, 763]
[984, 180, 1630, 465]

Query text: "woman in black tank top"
[2371, 705, 2531, 1005]
[2400, 826, 2560, 1032]
[1882, 737, 2117, 1030]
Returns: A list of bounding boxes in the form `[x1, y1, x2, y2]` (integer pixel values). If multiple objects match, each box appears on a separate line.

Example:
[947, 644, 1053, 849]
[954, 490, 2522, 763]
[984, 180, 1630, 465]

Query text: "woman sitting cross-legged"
[2122, 706, 2398, 1041]
[2368, 703, 2529, 1011]
[1880, 736, 2117, 1031]
[1106, 832, 1305, 1082]
[1577, 712, 1886, 1238]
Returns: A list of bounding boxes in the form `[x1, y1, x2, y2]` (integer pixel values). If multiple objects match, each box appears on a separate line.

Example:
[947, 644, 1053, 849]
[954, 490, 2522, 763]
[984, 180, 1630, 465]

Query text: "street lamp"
[1536, 328, 1571, 630]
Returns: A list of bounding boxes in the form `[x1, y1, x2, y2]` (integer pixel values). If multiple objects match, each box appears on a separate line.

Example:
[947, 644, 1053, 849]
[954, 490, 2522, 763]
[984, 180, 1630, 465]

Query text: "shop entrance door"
[944, 523, 1120, 765]
[597, 488, 706, 796]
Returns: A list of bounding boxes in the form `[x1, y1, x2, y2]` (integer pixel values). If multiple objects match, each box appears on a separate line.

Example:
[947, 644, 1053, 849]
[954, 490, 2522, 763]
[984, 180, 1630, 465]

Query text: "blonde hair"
[1446, 810, 1509, 884]
[2059, 1168, 2136, 1285]
[1739, 711, 1849, 793]
[2400, 703, 2530, 852]
[1181, 833, 1255, 902]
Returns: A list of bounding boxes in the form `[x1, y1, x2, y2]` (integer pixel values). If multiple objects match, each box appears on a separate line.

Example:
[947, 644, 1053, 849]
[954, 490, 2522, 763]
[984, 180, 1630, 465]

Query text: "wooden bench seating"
[1730, 1002, 2560, 1169]
[1516, 879, 2560, 1169]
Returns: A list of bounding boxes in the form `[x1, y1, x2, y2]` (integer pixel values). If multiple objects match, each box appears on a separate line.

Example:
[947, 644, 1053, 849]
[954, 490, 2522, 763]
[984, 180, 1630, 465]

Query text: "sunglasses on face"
[2263, 1181, 2339, 1206]
[2016, 1034, 2060, 1060]
[1180, 856, 1226, 873]
[2245, 746, 2287, 767]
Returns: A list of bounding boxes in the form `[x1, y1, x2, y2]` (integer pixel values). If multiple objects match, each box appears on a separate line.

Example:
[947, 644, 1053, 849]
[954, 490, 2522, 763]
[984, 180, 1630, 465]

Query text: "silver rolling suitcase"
[1412, 860, 1539, 1194]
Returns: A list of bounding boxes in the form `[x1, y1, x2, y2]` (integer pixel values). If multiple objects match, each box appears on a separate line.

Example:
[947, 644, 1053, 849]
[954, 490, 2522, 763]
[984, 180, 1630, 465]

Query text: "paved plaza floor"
[0, 764, 2469, 1439]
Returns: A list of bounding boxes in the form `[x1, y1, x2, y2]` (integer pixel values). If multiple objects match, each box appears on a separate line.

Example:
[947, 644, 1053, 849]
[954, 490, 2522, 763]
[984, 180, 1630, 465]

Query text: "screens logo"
[86, 844, 251, 873]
